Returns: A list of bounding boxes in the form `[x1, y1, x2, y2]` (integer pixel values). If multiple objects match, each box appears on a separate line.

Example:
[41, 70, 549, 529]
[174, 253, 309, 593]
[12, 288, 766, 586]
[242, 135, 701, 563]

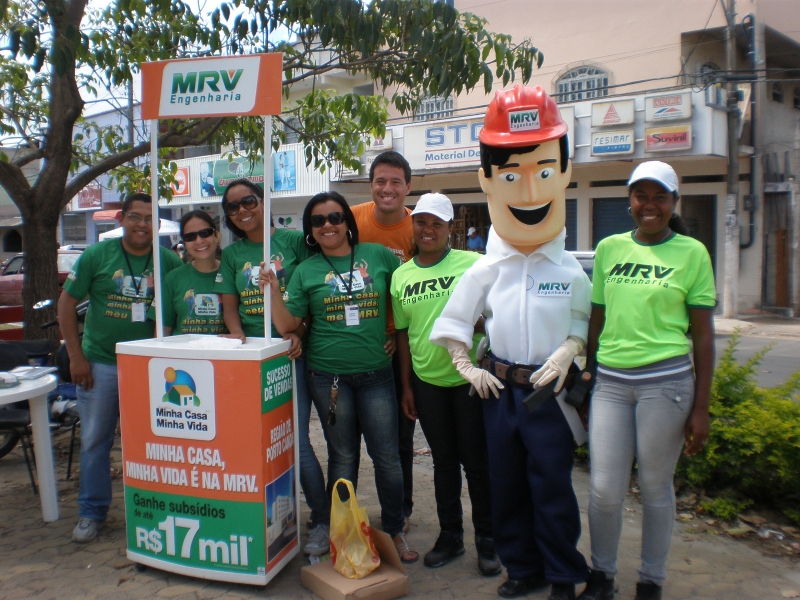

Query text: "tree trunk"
[22, 209, 61, 346]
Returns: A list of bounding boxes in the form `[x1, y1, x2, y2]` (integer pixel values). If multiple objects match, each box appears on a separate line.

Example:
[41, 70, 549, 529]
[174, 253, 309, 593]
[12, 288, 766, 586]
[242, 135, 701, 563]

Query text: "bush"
[677, 332, 800, 523]
[699, 492, 752, 521]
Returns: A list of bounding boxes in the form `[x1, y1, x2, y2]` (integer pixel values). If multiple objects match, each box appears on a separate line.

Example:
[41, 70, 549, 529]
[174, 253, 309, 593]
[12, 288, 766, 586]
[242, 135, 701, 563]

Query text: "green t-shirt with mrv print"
[591, 231, 716, 369]
[285, 242, 400, 375]
[63, 239, 182, 365]
[213, 229, 309, 337]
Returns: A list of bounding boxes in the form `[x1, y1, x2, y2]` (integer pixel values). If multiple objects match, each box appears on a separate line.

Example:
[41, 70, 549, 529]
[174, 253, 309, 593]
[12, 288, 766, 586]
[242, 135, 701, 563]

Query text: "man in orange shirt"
[351, 150, 415, 530]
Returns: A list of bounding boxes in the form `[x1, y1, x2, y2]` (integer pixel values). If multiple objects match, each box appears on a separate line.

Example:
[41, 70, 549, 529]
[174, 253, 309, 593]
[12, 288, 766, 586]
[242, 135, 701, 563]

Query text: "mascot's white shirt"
[430, 227, 591, 366]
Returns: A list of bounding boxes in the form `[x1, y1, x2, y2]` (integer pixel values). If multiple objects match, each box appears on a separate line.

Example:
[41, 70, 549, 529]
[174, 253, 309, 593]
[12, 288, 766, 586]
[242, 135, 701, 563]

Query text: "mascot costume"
[430, 85, 591, 600]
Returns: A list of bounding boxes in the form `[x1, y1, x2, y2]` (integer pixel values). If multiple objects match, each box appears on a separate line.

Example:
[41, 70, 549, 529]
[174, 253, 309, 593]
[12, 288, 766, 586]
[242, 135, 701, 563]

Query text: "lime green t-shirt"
[390, 249, 483, 387]
[149, 262, 227, 335]
[213, 229, 309, 337]
[63, 240, 183, 365]
[285, 242, 400, 374]
[591, 231, 716, 369]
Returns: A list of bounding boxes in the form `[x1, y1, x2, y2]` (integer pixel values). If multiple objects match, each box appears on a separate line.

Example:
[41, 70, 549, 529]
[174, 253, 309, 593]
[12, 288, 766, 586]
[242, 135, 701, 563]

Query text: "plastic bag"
[329, 478, 381, 579]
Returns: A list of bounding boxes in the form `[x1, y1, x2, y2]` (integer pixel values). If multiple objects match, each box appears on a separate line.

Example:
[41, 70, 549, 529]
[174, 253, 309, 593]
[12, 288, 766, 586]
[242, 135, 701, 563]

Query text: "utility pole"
[723, 0, 741, 318]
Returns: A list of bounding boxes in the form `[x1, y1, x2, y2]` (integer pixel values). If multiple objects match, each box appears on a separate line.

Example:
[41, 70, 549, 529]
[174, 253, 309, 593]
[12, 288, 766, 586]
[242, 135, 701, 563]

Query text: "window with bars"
[556, 67, 609, 103]
[413, 95, 454, 122]
[284, 117, 301, 144]
[62, 213, 86, 246]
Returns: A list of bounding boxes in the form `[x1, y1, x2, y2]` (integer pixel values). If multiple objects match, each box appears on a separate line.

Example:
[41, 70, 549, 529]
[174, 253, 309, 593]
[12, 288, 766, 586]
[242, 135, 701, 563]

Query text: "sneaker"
[548, 583, 576, 600]
[578, 569, 615, 599]
[72, 517, 104, 543]
[424, 530, 465, 568]
[634, 582, 662, 600]
[476, 536, 502, 576]
[304, 524, 330, 556]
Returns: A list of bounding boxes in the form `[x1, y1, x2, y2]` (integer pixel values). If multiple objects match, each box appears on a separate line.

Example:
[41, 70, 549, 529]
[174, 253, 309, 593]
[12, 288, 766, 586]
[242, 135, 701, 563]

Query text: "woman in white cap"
[389, 193, 500, 576]
[578, 161, 716, 600]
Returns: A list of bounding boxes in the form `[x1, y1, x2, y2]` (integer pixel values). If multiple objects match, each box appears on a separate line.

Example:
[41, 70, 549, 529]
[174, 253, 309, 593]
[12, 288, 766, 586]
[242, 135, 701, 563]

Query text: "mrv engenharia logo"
[170, 68, 244, 107]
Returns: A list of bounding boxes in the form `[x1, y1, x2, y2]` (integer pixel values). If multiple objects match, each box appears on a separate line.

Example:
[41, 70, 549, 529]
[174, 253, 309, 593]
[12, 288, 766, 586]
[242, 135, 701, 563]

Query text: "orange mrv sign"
[141, 54, 283, 119]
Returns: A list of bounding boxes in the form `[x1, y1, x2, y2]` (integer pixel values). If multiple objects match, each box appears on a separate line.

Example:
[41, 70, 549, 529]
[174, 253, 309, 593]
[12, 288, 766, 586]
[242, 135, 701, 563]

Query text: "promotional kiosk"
[116, 53, 298, 585]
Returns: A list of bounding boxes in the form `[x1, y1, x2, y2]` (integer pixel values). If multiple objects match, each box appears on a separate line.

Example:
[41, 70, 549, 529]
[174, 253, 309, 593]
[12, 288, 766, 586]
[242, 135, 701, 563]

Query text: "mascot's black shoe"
[497, 573, 548, 598]
[548, 583, 576, 600]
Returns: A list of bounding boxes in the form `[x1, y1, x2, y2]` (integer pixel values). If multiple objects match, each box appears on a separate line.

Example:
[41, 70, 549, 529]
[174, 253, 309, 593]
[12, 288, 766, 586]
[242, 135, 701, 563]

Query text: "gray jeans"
[587, 375, 695, 586]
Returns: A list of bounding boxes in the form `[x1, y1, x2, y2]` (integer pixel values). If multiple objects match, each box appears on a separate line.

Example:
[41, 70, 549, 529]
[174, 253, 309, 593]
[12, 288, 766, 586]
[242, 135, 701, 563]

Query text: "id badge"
[344, 303, 360, 326]
[131, 301, 146, 322]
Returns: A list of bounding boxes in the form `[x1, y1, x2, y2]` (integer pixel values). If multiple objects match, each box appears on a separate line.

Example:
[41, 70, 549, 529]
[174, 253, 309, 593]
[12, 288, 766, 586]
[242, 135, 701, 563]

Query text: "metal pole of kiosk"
[264, 115, 273, 345]
[151, 119, 165, 341]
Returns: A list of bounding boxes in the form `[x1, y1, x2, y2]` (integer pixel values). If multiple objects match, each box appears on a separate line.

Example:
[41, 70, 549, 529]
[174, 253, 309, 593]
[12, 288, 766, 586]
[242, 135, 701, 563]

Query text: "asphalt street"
[714, 334, 800, 388]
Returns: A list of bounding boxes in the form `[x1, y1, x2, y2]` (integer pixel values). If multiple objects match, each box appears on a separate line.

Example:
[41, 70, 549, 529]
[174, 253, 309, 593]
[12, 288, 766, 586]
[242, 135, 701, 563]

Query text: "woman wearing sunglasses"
[152, 210, 227, 335]
[259, 191, 418, 563]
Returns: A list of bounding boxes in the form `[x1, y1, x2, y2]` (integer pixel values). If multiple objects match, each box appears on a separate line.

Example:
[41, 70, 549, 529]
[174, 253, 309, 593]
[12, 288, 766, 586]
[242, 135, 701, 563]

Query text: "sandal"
[393, 533, 419, 564]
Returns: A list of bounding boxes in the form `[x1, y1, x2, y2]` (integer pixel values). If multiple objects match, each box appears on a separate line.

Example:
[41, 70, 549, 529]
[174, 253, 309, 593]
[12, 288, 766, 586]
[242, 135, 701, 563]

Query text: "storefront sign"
[591, 130, 634, 156]
[141, 54, 283, 119]
[645, 92, 692, 121]
[645, 125, 692, 151]
[404, 117, 483, 170]
[172, 167, 191, 197]
[199, 157, 265, 197]
[77, 183, 102, 209]
[591, 99, 635, 127]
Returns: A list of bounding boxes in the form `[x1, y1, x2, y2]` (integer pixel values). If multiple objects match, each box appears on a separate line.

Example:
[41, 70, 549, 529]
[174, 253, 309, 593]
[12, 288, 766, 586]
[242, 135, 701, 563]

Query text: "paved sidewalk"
[1, 410, 800, 599]
[714, 314, 800, 339]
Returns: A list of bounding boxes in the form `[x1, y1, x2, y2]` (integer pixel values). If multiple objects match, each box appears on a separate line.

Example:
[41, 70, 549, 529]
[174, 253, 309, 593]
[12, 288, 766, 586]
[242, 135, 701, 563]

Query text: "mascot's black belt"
[479, 358, 538, 388]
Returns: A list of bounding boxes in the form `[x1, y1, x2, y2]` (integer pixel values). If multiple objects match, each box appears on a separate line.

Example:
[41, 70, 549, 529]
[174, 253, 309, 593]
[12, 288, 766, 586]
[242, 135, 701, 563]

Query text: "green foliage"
[699, 492, 752, 521]
[677, 332, 800, 520]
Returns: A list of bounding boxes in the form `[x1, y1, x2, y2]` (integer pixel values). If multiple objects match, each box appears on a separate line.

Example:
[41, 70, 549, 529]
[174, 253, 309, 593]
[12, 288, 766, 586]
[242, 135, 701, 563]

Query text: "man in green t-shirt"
[58, 193, 182, 544]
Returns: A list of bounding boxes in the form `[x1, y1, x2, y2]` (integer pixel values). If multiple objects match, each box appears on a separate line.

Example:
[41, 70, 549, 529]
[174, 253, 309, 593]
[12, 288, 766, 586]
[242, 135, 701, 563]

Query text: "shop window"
[772, 82, 784, 103]
[794, 87, 800, 110]
[556, 66, 609, 103]
[62, 213, 87, 246]
[3, 229, 22, 253]
[413, 95, 454, 122]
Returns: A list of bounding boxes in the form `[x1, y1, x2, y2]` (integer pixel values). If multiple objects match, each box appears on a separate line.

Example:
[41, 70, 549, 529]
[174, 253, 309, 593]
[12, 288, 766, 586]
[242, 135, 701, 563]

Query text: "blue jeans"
[76, 362, 120, 521]
[307, 365, 405, 537]
[296, 357, 331, 527]
[588, 375, 695, 586]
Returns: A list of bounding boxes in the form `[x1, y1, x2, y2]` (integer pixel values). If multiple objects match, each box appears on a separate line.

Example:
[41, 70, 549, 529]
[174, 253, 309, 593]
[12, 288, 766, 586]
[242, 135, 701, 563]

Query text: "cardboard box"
[301, 528, 408, 600]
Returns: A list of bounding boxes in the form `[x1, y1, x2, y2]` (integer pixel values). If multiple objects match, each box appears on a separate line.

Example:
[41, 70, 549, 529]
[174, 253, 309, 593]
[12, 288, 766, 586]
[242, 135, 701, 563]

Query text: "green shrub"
[677, 332, 800, 524]
[699, 492, 752, 521]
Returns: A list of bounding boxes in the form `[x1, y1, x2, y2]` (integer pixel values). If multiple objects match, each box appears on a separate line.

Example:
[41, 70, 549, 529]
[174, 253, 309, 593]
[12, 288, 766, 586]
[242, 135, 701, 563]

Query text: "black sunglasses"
[182, 227, 215, 242]
[224, 194, 260, 216]
[310, 212, 346, 228]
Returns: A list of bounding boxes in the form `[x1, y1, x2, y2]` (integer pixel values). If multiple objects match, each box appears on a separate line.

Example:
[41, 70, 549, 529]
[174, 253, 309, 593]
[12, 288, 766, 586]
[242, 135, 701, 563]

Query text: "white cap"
[411, 193, 454, 222]
[628, 161, 679, 194]
[468, 227, 477, 236]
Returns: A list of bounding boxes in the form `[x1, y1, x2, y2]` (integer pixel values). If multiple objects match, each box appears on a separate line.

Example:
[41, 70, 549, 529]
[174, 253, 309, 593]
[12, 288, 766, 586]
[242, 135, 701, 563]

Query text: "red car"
[0, 249, 83, 306]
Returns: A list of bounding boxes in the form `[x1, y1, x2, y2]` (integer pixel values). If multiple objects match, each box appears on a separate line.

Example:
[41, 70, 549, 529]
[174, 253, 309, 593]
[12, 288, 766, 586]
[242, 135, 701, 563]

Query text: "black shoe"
[497, 573, 548, 598]
[548, 583, 576, 600]
[634, 582, 662, 600]
[476, 536, 502, 576]
[423, 530, 465, 568]
[578, 569, 615, 600]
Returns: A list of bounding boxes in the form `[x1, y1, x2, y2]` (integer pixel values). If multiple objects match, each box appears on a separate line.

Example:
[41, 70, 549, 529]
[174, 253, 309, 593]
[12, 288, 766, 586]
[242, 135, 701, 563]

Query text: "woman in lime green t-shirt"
[260, 191, 417, 564]
[580, 162, 716, 600]
[153, 210, 227, 335]
[389, 193, 499, 576]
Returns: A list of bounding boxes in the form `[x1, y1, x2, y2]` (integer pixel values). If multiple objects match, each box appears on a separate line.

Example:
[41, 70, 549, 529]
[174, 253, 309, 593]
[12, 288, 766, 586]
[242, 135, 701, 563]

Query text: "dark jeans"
[412, 374, 493, 538]
[307, 365, 405, 537]
[394, 353, 415, 518]
[483, 356, 588, 584]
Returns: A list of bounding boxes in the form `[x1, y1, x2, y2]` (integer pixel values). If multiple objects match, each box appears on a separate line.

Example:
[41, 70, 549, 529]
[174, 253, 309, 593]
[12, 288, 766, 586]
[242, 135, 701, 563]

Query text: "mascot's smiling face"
[478, 138, 572, 249]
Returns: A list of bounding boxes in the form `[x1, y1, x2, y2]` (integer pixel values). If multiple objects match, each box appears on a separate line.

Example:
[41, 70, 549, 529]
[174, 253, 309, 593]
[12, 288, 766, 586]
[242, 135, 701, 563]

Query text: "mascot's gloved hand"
[529, 336, 585, 393]
[446, 339, 504, 399]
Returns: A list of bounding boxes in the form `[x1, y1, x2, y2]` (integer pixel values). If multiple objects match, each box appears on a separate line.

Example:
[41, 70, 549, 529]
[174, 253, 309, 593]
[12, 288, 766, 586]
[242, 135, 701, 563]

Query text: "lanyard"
[120, 239, 152, 299]
[321, 245, 356, 302]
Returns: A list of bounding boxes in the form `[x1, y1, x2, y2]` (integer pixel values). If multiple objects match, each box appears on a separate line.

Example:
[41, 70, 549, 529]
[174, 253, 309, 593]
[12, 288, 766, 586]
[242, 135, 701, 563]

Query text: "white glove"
[529, 336, 585, 393]
[446, 339, 504, 399]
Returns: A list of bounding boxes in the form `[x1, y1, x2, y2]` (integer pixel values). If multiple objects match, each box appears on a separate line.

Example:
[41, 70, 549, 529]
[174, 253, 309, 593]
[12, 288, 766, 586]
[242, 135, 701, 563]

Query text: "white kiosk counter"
[117, 335, 299, 585]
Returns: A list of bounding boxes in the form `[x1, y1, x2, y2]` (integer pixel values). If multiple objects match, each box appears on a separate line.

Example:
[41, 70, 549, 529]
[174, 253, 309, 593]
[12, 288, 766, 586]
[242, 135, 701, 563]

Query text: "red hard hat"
[479, 85, 568, 148]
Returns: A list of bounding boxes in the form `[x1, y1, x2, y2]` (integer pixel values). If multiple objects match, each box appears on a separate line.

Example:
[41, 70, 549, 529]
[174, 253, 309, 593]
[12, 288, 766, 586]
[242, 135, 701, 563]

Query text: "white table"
[0, 375, 59, 521]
